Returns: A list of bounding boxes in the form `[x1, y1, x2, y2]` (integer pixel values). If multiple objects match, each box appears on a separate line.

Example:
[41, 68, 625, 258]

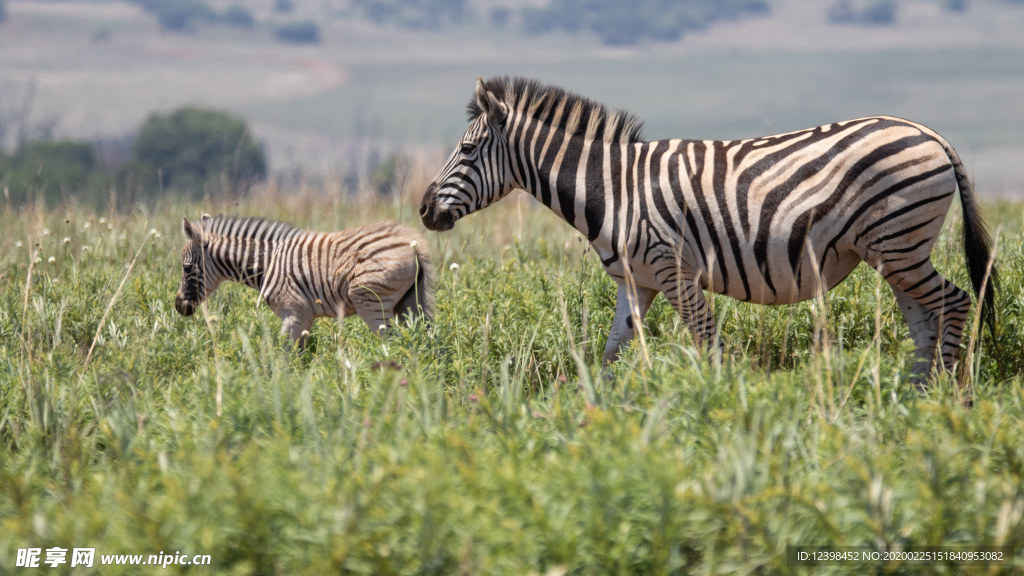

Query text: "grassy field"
[1, 178, 1024, 574]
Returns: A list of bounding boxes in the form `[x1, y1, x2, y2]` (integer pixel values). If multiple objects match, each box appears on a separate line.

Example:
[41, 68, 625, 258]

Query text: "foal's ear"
[181, 216, 200, 241]
[475, 77, 507, 125]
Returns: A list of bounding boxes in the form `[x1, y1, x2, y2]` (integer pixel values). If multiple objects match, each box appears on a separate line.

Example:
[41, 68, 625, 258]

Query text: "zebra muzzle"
[174, 293, 196, 316]
[419, 184, 455, 231]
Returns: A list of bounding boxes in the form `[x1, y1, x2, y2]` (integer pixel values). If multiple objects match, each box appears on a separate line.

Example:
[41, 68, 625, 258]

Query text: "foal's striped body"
[175, 215, 433, 343]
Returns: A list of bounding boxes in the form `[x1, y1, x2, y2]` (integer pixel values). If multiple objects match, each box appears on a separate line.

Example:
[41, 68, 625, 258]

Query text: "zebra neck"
[513, 133, 639, 245]
[209, 236, 275, 291]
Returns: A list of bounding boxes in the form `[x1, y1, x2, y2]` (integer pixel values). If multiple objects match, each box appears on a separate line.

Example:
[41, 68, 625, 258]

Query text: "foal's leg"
[602, 282, 659, 366]
[348, 282, 395, 335]
[279, 310, 315, 349]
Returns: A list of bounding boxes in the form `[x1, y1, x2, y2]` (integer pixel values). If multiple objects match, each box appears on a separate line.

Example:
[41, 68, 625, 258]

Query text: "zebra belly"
[680, 235, 863, 306]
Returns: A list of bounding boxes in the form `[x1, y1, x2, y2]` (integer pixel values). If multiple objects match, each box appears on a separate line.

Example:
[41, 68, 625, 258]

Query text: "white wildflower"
[47, 256, 56, 264]
[378, 324, 387, 332]
[410, 240, 419, 249]
[63, 237, 71, 244]
[449, 263, 460, 272]
[15, 241, 22, 248]
[99, 217, 106, 224]
[83, 222, 91, 230]
[42, 229, 51, 236]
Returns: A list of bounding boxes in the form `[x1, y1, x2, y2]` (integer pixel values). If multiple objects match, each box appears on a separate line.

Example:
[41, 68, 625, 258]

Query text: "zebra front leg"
[602, 283, 659, 366]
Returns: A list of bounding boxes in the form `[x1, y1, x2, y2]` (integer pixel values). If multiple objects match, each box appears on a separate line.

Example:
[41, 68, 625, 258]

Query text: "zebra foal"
[174, 214, 433, 345]
[419, 76, 997, 381]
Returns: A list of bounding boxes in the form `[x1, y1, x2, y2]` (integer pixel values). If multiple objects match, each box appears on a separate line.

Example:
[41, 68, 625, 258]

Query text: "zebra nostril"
[420, 184, 436, 219]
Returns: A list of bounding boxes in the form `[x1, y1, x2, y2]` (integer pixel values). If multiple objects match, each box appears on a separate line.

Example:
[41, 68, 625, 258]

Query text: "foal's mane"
[467, 76, 645, 145]
[201, 215, 298, 240]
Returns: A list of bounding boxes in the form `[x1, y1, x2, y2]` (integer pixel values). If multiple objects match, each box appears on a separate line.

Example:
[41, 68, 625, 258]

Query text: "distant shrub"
[274, 21, 320, 44]
[92, 27, 112, 42]
[944, 0, 968, 12]
[132, 107, 266, 198]
[0, 140, 101, 206]
[133, 0, 218, 31]
[222, 5, 255, 28]
[354, 0, 466, 29]
[523, 0, 770, 46]
[489, 7, 510, 29]
[827, 0, 897, 25]
[369, 154, 409, 197]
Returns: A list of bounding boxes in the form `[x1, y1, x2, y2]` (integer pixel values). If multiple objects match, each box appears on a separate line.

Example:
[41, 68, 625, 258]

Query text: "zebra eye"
[460, 143, 476, 155]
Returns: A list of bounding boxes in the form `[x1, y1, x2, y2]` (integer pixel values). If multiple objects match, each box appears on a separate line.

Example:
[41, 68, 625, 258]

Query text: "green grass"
[1, 190, 1024, 574]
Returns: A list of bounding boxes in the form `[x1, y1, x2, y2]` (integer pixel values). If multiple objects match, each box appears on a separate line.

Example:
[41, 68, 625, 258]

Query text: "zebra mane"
[467, 76, 645, 145]
[199, 215, 298, 240]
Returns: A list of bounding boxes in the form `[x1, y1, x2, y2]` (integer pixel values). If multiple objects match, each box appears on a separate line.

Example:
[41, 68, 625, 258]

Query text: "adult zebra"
[175, 214, 433, 345]
[420, 76, 997, 380]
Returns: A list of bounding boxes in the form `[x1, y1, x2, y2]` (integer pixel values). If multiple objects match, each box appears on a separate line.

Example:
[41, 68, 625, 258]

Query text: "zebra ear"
[476, 77, 506, 124]
[181, 216, 200, 242]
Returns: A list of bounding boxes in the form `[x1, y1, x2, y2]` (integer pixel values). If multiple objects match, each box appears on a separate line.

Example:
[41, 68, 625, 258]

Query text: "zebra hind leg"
[348, 283, 396, 335]
[883, 262, 972, 386]
[393, 279, 428, 325]
[662, 278, 719, 354]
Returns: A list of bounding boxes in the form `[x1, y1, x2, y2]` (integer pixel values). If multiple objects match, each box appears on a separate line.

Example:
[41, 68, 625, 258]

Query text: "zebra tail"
[396, 247, 435, 322]
[414, 250, 436, 320]
[943, 140, 998, 339]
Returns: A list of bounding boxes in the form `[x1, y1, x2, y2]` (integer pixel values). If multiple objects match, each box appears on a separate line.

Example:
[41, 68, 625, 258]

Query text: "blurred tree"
[0, 141, 101, 206]
[132, 107, 266, 199]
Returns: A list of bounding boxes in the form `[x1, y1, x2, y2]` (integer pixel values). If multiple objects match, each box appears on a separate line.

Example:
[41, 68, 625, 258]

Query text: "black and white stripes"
[420, 76, 996, 380]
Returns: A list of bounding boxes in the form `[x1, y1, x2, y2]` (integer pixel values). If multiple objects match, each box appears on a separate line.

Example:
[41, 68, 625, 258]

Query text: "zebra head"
[174, 215, 214, 317]
[420, 77, 514, 231]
